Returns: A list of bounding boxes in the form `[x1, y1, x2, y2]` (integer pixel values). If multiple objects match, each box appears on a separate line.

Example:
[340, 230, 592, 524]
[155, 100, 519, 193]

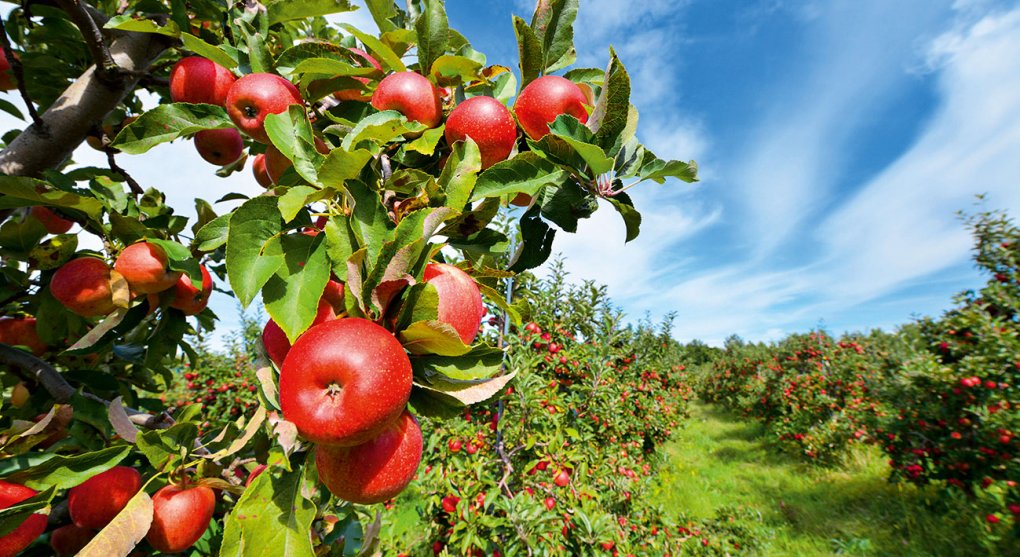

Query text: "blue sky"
[3, 0, 1020, 347]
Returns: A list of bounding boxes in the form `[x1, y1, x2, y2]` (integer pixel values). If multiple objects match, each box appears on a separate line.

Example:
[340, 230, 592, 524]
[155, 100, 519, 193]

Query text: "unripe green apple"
[444, 96, 517, 169]
[225, 73, 303, 144]
[50, 257, 117, 317]
[315, 409, 422, 504]
[114, 242, 182, 294]
[371, 71, 442, 128]
[513, 75, 589, 139]
[169, 56, 236, 106]
[145, 484, 216, 554]
[194, 128, 244, 166]
[279, 318, 412, 446]
[423, 262, 485, 345]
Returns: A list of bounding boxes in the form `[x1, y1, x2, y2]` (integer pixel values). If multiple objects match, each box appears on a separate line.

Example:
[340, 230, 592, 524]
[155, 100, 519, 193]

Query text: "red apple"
[422, 262, 484, 345]
[251, 153, 273, 188]
[169, 264, 213, 315]
[261, 297, 336, 369]
[30, 206, 73, 234]
[114, 242, 182, 294]
[279, 317, 412, 446]
[194, 128, 244, 166]
[513, 75, 589, 139]
[444, 96, 517, 169]
[50, 524, 95, 556]
[0, 49, 16, 91]
[371, 71, 442, 128]
[50, 257, 117, 317]
[225, 73, 303, 144]
[264, 136, 330, 184]
[322, 279, 345, 313]
[334, 47, 381, 101]
[69, 466, 142, 529]
[553, 469, 570, 487]
[0, 317, 46, 356]
[315, 409, 423, 504]
[146, 484, 216, 554]
[169, 56, 236, 106]
[0, 481, 47, 557]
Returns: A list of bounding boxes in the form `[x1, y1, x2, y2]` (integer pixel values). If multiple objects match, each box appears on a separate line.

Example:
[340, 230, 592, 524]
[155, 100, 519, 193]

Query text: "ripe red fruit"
[544, 497, 556, 510]
[334, 48, 381, 101]
[448, 438, 463, 452]
[264, 136, 330, 184]
[50, 257, 117, 317]
[169, 264, 213, 315]
[322, 279, 346, 313]
[315, 409, 423, 504]
[279, 318, 412, 446]
[0, 317, 46, 356]
[444, 96, 517, 169]
[30, 206, 73, 234]
[0, 49, 16, 91]
[250, 153, 273, 188]
[115, 242, 182, 294]
[0, 481, 47, 557]
[261, 297, 336, 369]
[553, 469, 570, 487]
[225, 73, 303, 143]
[194, 128, 244, 166]
[50, 524, 95, 556]
[69, 466, 142, 529]
[169, 56, 236, 106]
[371, 71, 442, 128]
[146, 484, 216, 554]
[422, 263, 484, 345]
[441, 495, 460, 513]
[513, 75, 589, 139]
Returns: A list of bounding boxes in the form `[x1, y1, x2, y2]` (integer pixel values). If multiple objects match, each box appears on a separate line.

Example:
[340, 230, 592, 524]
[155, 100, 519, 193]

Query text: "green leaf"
[0, 486, 54, 538]
[277, 186, 319, 223]
[226, 196, 285, 307]
[399, 320, 472, 356]
[341, 23, 406, 72]
[266, 0, 355, 25]
[0, 213, 46, 253]
[0, 97, 24, 120]
[220, 466, 316, 557]
[540, 180, 597, 233]
[345, 180, 392, 264]
[324, 216, 357, 281]
[639, 157, 699, 184]
[470, 152, 568, 202]
[430, 55, 483, 86]
[606, 192, 641, 242]
[412, 345, 505, 381]
[395, 282, 440, 332]
[531, 0, 578, 73]
[262, 234, 330, 343]
[438, 137, 481, 210]
[509, 207, 555, 272]
[415, 0, 449, 77]
[104, 15, 181, 37]
[404, 125, 446, 155]
[5, 446, 130, 490]
[146, 238, 203, 286]
[111, 103, 233, 155]
[366, 0, 402, 32]
[316, 148, 373, 190]
[513, 16, 543, 88]
[265, 107, 326, 185]
[276, 42, 352, 78]
[341, 110, 425, 153]
[0, 177, 104, 219]
[137, 423, 198, 471]
[410, 370, 516, 413]
[194, 213, 230, 251]
[587, 48, 631, 152]
[180, 34, 237, 69]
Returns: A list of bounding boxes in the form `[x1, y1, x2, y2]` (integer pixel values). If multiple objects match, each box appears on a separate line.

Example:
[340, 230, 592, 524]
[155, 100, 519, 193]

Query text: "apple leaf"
[78, 490, 154, 557]
[340, 23, 406, 72]
[366, 0, 403, 32]
[0, 177, 104, 220]
[587, 47, 631, 153]
[104, 15, 181, 36]
[266, 0, 355, 25]
[412, 345, 506, 382]
[605, 191, 642, 243]
[5, 446, 130, 490]
[540, 180, 598, 233]
[226, 196, 286, 307]
[513, 16, 543, 87]
[639, 156, 700, 184]
[266, 107, 327, 186]
[399, 320, 472, 356]
[430, 55, 482, 86]
[276, 42, 352, 78]
[415, 0, 449, 77]
[346, 179, 393, 264]
[146, 238, 203, 287]
[410, 371, 516, 416]
[438, 137, 481, 210]
[341, 110, 426, 154]
[395, 282, 440, 332]
[262, 233, 331, 344]
[323, 215, 357, 281]
[111, 103, 234, 155]
[318, 147, 374, 188]
[180, 33, 237, 69]
[509, 207, 555, 272]
[0, 212, 46, 254]
[220, 465, 317, 557]
[0, 486, 55, 538]
[404, 125, 446, 155]
[471, 152, 566, 203]
[531, 0, 578, 73]
[194, 213, 231, 252]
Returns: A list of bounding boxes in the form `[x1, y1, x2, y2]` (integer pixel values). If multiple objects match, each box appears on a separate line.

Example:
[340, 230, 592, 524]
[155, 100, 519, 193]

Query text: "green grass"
[650, 402, 1014, 557]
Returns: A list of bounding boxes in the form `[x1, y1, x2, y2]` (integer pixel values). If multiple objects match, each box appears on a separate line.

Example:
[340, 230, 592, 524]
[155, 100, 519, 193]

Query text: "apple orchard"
[0, 0, 701, 556]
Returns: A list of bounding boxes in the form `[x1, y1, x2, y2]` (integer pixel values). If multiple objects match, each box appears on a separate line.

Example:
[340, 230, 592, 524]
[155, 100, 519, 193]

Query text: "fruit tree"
[0, 0, 697, 555]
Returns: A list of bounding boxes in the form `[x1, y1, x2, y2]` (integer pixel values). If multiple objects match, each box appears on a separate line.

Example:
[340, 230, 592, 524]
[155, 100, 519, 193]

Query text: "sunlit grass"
[652, 402, 1012, 556]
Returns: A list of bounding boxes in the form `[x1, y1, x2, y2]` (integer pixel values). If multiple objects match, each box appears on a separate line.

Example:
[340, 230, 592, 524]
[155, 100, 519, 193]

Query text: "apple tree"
[0, 0, 698, 554]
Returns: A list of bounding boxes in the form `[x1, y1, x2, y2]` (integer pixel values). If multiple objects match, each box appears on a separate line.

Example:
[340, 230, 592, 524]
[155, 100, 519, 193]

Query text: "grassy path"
[650, 402, 1000, 556]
